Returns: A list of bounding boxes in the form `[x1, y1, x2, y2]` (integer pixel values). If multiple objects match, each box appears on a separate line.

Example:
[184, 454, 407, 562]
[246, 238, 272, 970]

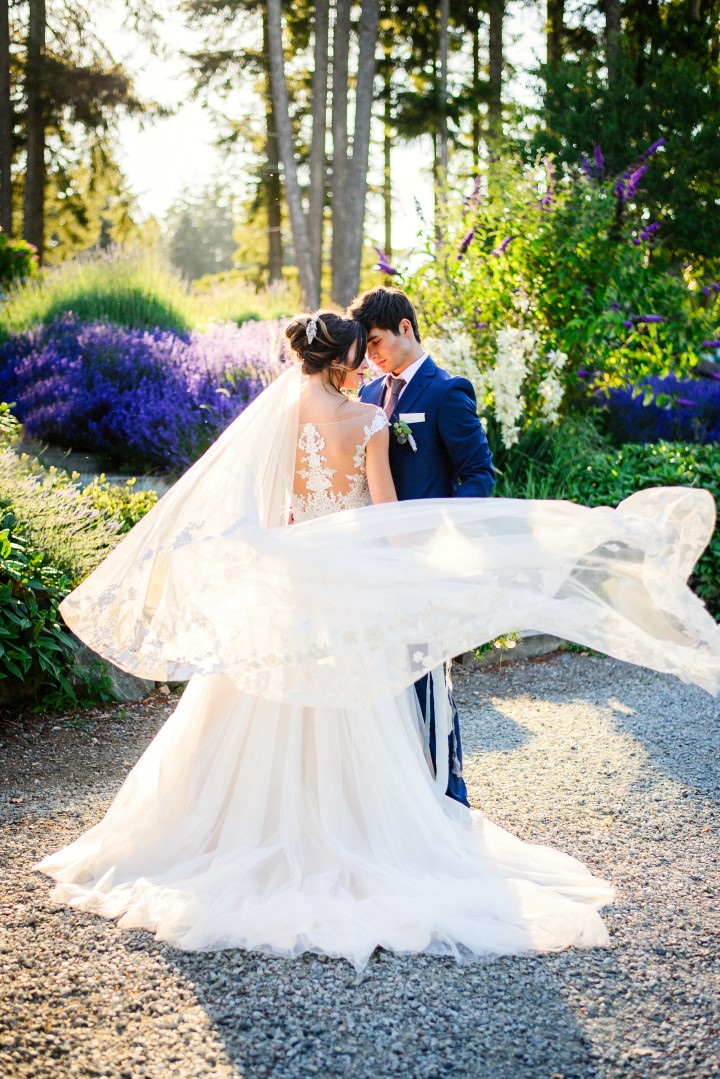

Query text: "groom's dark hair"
[348, 286, 422, 344]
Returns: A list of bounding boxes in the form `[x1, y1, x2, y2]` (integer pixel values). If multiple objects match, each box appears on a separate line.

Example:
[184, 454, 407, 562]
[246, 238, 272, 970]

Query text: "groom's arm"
[438, 378, 495, 498]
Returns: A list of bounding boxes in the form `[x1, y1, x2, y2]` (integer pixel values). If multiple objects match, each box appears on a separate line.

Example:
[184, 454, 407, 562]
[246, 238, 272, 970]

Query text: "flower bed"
[0, 316, 287, 474]
[600, 373, 720, 445]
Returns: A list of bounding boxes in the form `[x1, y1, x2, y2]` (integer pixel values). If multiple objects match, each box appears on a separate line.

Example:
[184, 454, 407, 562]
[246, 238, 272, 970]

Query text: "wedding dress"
[36, 366, 720, 969]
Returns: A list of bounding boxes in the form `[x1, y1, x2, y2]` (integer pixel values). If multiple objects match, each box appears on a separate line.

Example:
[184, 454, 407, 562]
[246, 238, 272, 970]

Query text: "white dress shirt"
[392, 352, 429, 400]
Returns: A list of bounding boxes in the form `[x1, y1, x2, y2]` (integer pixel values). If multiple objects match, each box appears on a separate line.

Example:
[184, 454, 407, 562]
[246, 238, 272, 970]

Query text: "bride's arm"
[366, 423, 397, 504]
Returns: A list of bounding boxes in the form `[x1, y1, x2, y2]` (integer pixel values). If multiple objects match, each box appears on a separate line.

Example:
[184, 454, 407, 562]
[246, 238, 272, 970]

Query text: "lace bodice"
[292, 409, 389, 522]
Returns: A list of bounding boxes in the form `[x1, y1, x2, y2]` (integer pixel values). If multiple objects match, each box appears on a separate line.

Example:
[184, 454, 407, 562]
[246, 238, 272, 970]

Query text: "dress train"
[38, 673, 613, 969]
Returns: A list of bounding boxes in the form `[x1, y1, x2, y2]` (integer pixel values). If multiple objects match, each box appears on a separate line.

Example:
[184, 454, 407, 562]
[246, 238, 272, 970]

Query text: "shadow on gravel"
[602, 680, 720, 805]
[456, 700, 534, 754]
[162, 945, 599, 1079]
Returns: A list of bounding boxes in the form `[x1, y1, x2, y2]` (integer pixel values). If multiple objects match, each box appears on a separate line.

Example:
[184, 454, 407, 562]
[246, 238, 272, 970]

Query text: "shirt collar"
[392, 352, 428, 388]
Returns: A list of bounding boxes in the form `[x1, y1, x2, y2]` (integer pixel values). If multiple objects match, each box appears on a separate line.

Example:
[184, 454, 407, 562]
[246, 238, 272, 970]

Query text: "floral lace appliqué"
[293, 411, 388, 522]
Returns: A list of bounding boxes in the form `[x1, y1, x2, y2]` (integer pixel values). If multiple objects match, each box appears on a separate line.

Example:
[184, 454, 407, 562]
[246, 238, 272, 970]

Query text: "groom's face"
[366, 321, 415, 376]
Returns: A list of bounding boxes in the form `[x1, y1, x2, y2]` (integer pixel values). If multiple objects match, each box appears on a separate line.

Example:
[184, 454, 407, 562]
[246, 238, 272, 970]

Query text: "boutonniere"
[393, 420, 418, 451]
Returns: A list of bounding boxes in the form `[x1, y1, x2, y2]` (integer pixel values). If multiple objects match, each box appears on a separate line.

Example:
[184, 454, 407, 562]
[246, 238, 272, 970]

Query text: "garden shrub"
[0, 507, 114, 708]
[0, 408, 159, 707]
[0, 448, 120, 584]
[0, 231, 39, 292]
[404, 148, 719, 449]
[0, 247, 190, 335]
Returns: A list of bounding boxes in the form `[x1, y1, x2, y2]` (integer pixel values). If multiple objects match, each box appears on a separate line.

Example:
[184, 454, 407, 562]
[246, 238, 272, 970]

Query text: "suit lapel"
[394, 356, 437, 418]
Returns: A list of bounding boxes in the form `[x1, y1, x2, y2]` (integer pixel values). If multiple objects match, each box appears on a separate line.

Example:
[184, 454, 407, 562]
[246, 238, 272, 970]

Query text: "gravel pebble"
[1, 652, 719, 1077]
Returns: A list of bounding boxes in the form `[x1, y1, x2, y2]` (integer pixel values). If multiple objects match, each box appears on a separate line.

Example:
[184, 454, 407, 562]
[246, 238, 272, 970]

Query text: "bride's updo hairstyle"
[285, 311, 368, 392]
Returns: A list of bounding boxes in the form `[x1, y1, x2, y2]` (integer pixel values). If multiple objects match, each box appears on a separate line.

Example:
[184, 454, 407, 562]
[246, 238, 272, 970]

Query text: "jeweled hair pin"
[306, 315, 319, 344]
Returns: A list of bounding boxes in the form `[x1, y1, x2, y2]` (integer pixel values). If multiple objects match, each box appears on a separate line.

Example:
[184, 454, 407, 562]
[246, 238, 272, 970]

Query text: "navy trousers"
[413, 673, 469, 807]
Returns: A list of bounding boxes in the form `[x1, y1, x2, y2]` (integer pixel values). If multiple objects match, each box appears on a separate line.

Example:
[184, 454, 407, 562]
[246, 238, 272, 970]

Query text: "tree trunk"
[308, 0, 329, 293]
[437, 0, 449, 183]
[0, 0, 12, 235]
[383, 75, 392, 263]
[487, 0, 504, 147]
[337, 0, 379, 305]
[605, 0, 621, 83]
[472, 5, 481, 174]
[546, 0, 564, 68]
[24, 0, 46, 259]
[330, 0, 350, 304]
[266, 0, 318, 307]
[262, 10, 283, 285]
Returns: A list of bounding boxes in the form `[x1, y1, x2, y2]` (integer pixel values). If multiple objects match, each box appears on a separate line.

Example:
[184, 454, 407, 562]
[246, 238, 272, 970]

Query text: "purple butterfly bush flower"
[593, 144, 605, 177]
[702, 340, 720, 349]
[457, 228, 475, 259]
[491, 236, 514, 257]
[701, 282, 720, 297]
[580, 154, 594, 179]
[642, 138, 666, 158]
[462, 176, 482, 208]
[375, 247, 398, 276]
[624, 165, 648, 201]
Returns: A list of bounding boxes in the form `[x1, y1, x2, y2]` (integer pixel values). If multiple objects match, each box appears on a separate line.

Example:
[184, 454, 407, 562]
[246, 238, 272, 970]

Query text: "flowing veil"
[60, 364, 720, 708]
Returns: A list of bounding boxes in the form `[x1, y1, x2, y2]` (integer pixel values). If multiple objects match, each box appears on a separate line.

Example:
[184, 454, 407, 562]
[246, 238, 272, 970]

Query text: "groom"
[349, 285, 495, 806]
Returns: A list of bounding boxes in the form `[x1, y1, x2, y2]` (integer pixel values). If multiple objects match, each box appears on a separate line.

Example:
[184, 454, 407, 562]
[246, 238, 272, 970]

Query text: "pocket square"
[399, 413, 425, 423]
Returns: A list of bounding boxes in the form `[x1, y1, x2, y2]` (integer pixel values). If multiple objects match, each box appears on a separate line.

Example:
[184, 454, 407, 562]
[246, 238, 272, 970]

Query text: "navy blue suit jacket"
[359, 357, 495, 500]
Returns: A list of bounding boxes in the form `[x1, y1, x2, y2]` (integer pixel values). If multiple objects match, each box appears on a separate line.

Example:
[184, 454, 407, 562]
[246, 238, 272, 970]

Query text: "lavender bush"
[0, 316, 287, 474]
[601, 374, 720, 445]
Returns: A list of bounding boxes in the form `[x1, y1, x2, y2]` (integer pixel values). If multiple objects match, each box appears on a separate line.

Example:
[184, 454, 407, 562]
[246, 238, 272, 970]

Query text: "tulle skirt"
[37, 672, 613, 970]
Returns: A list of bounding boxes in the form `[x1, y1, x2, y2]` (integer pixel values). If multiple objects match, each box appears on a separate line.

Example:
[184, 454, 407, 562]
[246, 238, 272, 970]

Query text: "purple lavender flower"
[610, 302, 622, 311]
[581, 154, 594, 179]
[702, 340, 720, 349]
[593, 144, 605, 177]
[640, 222, 660, 242]
[457, 228, 475, 259]
[622, 319, 634, 328]
[701, 282, 720, 297]
[0, 315, 287, 474]
[634, 314, 666, 324]
[375, 248, 399, 276]
[491, 236, 514, 257]
[615, 179, 626, 204]
[601, 373, 720, 444]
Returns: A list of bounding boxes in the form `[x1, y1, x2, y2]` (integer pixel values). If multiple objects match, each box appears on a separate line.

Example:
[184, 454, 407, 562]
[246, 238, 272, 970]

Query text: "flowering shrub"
[406, 149, 719, 448]
[0, 316, 287, 473]
[600, 373, 720, 445]
[0, 231, 39, 293]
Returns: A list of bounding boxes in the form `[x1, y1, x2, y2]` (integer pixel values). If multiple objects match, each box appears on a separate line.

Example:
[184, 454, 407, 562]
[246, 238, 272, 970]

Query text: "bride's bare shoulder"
[343, 399, 384, 421]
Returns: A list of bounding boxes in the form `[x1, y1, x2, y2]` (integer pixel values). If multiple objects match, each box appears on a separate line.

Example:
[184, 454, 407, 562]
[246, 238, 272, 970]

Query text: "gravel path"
[1, 652, 719, 1078]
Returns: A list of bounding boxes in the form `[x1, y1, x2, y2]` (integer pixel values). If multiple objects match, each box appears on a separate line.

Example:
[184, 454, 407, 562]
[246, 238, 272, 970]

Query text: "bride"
[36, 311, 720, 970]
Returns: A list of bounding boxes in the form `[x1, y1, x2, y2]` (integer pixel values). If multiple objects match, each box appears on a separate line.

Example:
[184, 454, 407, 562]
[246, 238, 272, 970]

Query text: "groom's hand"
[439, 379, 495, 498]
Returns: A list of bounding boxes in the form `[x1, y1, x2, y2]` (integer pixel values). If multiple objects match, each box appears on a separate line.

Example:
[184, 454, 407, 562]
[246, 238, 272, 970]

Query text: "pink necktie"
[383, 376, 406, 419]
